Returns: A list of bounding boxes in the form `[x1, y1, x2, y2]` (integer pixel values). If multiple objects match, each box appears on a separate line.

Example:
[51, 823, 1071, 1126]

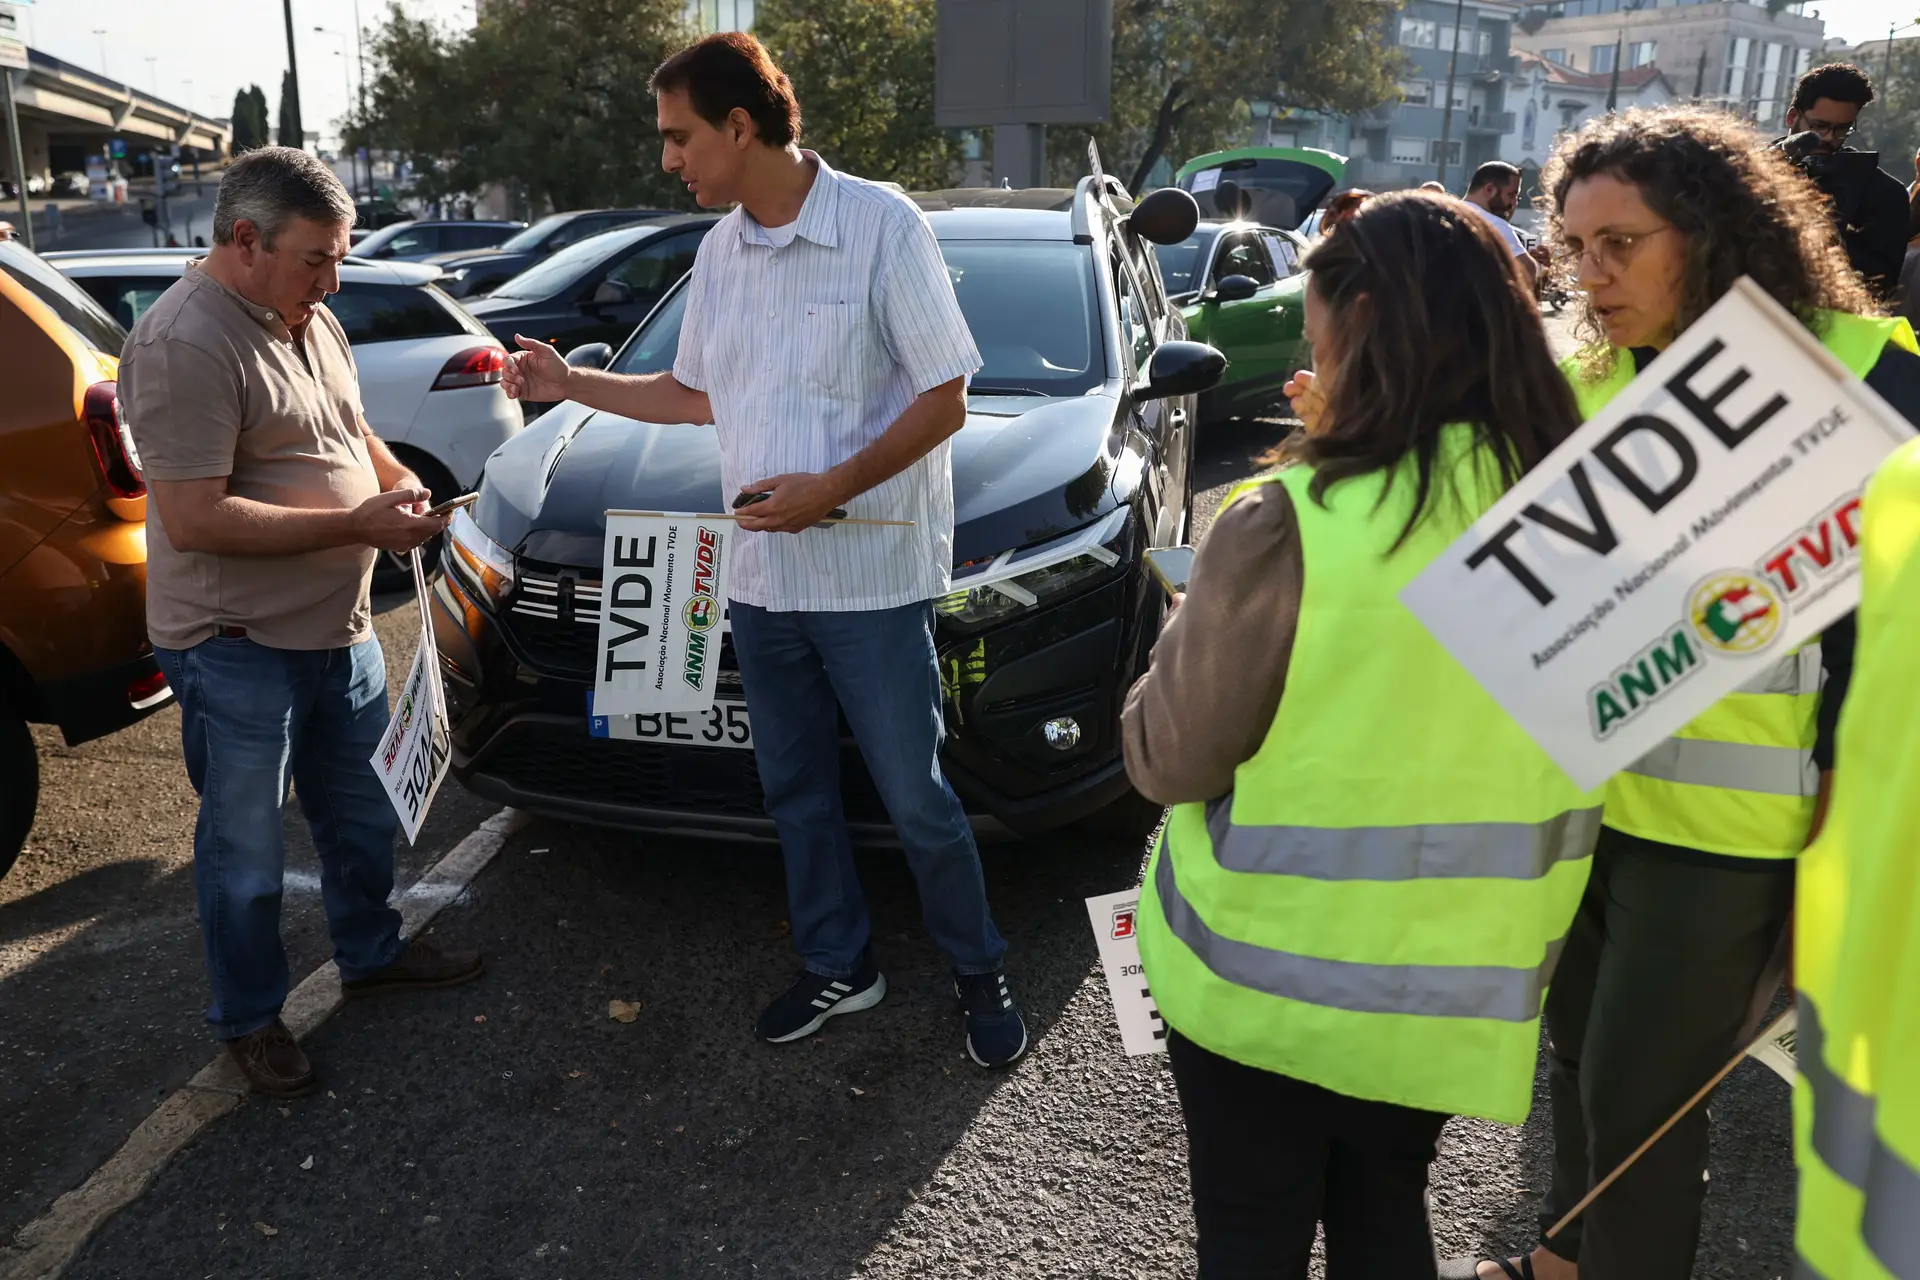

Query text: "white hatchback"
[50, 249, 523, 587]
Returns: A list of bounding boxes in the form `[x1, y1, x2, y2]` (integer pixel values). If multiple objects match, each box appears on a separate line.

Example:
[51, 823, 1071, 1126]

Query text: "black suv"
[428, 171, 1220, 840]
[425, 208, 680, 299]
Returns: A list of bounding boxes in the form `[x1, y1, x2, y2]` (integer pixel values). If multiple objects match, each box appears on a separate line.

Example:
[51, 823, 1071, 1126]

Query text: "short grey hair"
[212, 146, 355, 248]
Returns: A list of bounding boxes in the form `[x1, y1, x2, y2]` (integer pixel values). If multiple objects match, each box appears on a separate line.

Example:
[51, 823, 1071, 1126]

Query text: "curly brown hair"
[1542, 105, 1877, 379]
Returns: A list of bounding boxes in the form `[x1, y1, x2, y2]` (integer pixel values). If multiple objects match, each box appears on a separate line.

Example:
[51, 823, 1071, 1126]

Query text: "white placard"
[1745, 1007, 1798, 1084]
[1085, 888, 1168, 1057]
[1189, 168, 1221, 195]
[371, 549, 450, 846]
[593, 512, 732, 716]
[1401, 279, 1915, 790]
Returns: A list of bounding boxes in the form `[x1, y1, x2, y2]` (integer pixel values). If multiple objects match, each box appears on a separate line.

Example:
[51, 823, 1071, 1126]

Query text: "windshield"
[1180, 155, 1340, 231]
[612, 238, 1101, 396]
[1152, 232, 1211, 295]
[0, 243, 128, 354]
[498, 214, 572, 255]
[488, 231, 635, 301]
[353, 221, 418, 257]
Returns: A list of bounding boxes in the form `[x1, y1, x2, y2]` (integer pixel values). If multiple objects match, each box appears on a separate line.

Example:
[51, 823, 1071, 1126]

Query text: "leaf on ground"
[473, 1014, 487, 1024]
[254, 1221, 279, 1238]
[299, 1155, 314, 1170]
[771, 919, 791, 938]
[850, 1086, 866, 1096]
[608, 999, 640, 1023]
[568, 1070, 584, 1079]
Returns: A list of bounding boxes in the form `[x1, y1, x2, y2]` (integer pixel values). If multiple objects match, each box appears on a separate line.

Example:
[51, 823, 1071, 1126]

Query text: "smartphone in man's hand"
[425, 492, 480, 519]
[1145, 546, 1196, 596]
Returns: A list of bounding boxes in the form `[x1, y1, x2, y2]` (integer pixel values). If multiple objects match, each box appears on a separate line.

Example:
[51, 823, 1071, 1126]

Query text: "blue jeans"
[155, 636, 405, 1040]
[729, 601, 1007, 979]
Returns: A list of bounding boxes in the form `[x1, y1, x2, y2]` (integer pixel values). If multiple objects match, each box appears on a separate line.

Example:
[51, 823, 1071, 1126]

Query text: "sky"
[17, 0, 478, 149]
[17, 0, 1920, 151]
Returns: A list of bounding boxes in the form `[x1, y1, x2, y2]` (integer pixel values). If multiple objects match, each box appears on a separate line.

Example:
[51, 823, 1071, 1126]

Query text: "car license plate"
[588, 697, 754, 750]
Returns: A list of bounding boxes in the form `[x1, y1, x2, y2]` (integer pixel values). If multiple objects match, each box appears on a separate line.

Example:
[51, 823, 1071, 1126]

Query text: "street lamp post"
[315, 28, 358, 200]
[1436, 0, 1468, 187]
[91, 28, 106, 79]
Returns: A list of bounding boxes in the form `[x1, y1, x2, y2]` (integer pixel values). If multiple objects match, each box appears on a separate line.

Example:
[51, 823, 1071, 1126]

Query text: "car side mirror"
[1130, 186, 1201, 245]
[1134, 340, 1227, 403]
[591, 279, 633, 307]
[1206, 274, 1260, 304]
[565, 342, 614, 370]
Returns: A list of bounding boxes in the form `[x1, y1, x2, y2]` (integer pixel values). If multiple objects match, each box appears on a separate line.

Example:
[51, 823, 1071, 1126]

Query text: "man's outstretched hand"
[503, 335, 573, 403]
[736, 473, 848, 534]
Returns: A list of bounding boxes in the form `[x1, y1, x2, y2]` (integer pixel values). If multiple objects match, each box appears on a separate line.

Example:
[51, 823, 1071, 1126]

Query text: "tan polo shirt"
[120, 263, 380, 651]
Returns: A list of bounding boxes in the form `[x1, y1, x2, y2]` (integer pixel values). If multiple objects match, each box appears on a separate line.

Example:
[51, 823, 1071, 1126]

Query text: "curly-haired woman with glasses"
[1447, 105, 1920, 1280]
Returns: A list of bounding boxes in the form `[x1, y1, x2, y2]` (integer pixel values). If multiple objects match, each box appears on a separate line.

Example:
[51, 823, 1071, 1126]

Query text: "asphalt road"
[0, 310, 1797, 1277]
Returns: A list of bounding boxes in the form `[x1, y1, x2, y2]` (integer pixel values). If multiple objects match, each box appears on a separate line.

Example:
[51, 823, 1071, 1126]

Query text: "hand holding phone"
[732, 490, 849, 522]
[1145, 545, 1196, 596]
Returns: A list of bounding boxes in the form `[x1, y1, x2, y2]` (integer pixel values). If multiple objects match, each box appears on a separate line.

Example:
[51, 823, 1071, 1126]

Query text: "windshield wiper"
[969, 386, 1048, 397]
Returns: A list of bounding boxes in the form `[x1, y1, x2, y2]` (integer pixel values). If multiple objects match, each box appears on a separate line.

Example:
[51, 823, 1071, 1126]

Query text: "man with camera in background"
[1775, 63, 1911, 298]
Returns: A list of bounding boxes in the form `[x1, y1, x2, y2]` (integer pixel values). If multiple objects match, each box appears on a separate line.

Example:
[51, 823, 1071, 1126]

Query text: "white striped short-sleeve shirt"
[673, 154, 983, 612]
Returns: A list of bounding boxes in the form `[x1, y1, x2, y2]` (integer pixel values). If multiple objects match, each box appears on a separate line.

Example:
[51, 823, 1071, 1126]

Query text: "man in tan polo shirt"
[121, 147, 483, 1098]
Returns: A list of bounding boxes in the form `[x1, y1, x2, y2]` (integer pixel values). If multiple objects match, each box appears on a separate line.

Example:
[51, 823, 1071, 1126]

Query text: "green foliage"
[754, 0, 962, 189]
[230, 85, 271, 152]
[1048, 0, 1407, 193]
[1847, 39, 1920, 184]
[276, 70, 303, 149]
[351, 0, 699, 215]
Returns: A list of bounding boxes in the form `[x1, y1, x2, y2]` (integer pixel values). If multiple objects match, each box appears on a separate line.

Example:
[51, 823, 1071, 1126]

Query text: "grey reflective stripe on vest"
[1801, 998, 1920, 1277]
[1154, 850, 1561, 1023]
[1203, 800, 1603, 883]
[1624, 738, 1819, 797]
[1735, 644, 1824, 696]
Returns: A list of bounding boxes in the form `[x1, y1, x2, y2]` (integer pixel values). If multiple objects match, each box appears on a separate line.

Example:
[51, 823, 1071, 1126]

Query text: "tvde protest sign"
[591, 512, 733, 717]
[1084, 888, 1169, 1057]
[371, 548, 451, 845]
[1402, 278, 1915, 790]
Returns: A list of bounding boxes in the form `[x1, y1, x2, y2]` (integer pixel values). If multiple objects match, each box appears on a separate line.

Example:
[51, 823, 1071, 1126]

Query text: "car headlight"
[936, 507, 1130, 630]
[447, 505, 515, 606]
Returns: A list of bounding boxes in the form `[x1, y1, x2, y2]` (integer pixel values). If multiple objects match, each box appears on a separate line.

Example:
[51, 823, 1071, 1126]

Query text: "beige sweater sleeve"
[1120, 481, 1304, 806]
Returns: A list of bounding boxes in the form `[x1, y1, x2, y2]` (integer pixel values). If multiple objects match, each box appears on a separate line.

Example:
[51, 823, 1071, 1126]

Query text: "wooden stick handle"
[1544, 1006, 1796, 1240]
[602, 510, 916, 527]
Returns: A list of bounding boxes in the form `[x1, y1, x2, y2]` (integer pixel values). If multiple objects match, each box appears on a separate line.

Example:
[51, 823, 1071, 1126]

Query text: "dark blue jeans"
[729, 600, 1007, 979]
[155, 636, 405, 1040]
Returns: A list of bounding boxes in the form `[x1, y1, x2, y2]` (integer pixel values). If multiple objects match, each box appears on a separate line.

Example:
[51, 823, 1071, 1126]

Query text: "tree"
[1845, 38, 1920, 184]
[754, 0, 963, 189]
[230, 84, 271, 151]
[351, 0, 698, 215]
[1047, 0, 1407, 193]
[276, 70, 304, 149]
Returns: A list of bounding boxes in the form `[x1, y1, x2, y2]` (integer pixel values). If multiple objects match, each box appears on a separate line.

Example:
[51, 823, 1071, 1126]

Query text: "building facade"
[1499, 50, 1675, 189]
[1510, 0, 1823, 133]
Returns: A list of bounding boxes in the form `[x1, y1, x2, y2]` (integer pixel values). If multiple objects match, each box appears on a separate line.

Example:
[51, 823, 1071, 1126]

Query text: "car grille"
[476, 719, 892, 825]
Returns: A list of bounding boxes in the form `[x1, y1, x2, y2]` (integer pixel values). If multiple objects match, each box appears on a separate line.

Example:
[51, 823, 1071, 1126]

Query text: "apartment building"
[1499, 50, 1674, 191]
[1510, 0, 1824, 132]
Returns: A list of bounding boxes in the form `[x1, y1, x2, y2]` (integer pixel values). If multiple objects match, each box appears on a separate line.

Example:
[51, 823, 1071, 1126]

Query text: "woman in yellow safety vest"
[1454, 106, 1920, 1280]
[1122, 192, 1603, 1278]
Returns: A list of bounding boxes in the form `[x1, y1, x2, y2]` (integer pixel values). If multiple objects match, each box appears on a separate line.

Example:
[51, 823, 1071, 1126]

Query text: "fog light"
[1041, 716, 1082, 751]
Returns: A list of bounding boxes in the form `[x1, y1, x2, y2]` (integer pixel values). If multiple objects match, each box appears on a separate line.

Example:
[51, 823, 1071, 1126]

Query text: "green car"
[1157, 146, 1348, 423]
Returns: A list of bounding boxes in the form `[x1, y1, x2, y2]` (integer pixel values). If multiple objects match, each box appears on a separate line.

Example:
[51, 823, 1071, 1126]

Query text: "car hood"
[422, 247, 523, 270]
[461, 292, 543, 317]
[471, 393, 1136, 568]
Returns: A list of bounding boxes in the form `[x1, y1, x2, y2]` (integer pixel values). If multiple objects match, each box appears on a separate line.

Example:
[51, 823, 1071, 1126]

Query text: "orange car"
[0, 239, 170, 879]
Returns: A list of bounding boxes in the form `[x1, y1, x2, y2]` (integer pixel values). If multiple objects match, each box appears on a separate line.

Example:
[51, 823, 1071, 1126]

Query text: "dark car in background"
[428, 174, 1222, 842]
[463, 215, 716, 359]
[426, 208, 680, 299]
[354, 219, 527, 262]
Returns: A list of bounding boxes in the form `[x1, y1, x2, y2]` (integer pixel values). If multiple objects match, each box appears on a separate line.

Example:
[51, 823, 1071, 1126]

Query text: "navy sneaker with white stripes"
[955, 970, 1028, 1068]
[756, 960, 887, 1044]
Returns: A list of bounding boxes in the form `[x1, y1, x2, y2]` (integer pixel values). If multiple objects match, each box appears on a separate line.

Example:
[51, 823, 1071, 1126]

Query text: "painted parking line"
[0, 807, 530, 1280]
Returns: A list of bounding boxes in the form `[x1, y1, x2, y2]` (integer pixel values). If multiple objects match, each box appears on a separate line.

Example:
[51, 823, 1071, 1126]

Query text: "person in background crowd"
[1420, 180, 1448, 192]
[1776, 63, 1910, 297]
[1460, 161, 1541, 289]
[119, 147, 479, 1099]
[1320, 188, 1373, 235]
[1125, 192, 1602, 1279]
[1792, 432, 1920, 1278]
[1897, 193, 1920, 328]
[500, 33, 1027, 1068]
[1448, 105, 1920, 1280]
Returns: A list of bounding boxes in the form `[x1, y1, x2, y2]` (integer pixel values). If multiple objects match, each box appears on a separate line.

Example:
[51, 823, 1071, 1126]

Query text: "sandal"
[1437, 1256, 1534, 1280]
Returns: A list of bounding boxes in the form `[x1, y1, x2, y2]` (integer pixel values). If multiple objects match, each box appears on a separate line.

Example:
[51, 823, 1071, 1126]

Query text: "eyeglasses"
[1553, 225, 1677, 274]
[1801, 115, 1855, 141]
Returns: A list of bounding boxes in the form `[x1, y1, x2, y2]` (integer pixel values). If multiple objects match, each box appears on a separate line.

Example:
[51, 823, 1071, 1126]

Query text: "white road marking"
[0, 807, 531, 1280]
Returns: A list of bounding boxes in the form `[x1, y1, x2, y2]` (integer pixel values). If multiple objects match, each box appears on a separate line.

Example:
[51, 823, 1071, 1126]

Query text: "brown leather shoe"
[225, 1020, 316, 1098]
[341, 938, 485, 999]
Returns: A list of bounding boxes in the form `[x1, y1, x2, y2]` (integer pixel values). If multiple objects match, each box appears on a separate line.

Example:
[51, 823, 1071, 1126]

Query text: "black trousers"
[1539, 827, 1794, 1278]
[1167, 1031, 1450, 1279]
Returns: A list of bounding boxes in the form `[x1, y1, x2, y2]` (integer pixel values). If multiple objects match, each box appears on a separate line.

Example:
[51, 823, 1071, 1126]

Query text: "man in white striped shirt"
[502, 32, 1026, 1068]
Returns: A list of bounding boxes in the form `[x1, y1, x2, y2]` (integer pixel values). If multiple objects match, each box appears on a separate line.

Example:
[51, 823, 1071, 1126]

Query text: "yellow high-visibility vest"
[1793, 433, 1920, 1279]
[1137, 425, 1602, 1124]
